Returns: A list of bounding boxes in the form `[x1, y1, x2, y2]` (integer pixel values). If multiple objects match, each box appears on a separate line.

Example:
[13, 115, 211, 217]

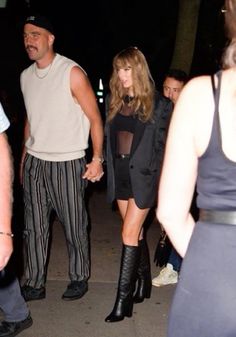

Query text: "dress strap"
[210, 70, 223, 151]
[211, 71, 222, 111]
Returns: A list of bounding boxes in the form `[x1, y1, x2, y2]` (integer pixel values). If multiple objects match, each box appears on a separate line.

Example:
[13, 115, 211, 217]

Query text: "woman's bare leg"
[117, 200, 128, 220]
[117, 198, 150, 246]
[105, 199, 150, 322]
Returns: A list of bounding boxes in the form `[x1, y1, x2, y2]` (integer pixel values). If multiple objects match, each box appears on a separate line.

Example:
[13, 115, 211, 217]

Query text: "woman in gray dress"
[157, 1, 236, 336]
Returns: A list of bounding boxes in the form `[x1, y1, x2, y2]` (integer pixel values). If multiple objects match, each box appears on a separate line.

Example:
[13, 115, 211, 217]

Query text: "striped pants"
[23, 153, 89, 288]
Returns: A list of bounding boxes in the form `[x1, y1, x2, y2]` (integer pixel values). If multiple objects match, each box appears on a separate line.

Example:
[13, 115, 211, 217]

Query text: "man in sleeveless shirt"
[20, 15, 104, 301]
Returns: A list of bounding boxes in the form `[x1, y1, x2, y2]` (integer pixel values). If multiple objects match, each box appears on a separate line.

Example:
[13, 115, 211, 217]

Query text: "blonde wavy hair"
[222, 0, 236, 68]
[108, 47, 155, 122]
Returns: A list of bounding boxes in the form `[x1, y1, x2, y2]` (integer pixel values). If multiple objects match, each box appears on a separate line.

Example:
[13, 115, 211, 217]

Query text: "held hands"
[0, 235, 13, 271]
[82, 159, 104, 183]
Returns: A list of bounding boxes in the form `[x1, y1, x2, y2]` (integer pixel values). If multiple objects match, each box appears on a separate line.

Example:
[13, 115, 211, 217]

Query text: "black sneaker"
[62, 280, 88, 301]
[21, 285, 46, 302]
[0, 314, 33, 337]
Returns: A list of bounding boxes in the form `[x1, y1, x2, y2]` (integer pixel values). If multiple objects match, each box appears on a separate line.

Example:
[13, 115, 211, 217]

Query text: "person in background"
[162, 69, 188, 105]
[20, 14, 104, 302]
[157, 1, 236, 335]
[104, 47, 173, 322]
[152, 69, 188, 287]
[0, 102, 32, 336]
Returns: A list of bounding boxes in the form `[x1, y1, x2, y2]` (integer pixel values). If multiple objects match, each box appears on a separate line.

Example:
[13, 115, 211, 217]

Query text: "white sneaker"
[152, 263, 178, 287]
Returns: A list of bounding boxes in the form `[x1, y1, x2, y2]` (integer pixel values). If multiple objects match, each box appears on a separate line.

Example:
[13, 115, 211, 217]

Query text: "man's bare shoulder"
[71, 64, 87, 78]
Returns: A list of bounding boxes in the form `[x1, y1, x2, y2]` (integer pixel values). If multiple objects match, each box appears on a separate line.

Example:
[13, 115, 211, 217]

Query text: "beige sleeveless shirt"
[20, 53, 90, 161]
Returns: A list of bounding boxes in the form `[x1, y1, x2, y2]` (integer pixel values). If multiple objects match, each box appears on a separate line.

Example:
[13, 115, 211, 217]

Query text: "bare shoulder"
[182, 75, 211, 96]
[71, 65, 88, 80]
[176, 75, 214, 114]
[70, 65, 91, 93]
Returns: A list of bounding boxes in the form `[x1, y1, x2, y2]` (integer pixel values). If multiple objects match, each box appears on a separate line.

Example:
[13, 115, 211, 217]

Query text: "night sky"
[0, 0, 226, 99]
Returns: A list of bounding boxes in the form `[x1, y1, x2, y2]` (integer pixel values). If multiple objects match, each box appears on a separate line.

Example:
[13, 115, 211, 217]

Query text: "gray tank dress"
[167, 71, 236, 337]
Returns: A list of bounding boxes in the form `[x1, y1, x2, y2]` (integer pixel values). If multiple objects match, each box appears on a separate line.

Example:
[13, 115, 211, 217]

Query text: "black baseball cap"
[24, 14, 54, 34]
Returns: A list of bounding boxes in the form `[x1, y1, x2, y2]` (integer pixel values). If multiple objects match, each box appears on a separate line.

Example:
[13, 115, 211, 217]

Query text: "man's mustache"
[26, 45, 37, 52]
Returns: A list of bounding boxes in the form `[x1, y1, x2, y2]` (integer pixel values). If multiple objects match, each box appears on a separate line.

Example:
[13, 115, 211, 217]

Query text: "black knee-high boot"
[105, 244, 140, 323]
[133, 239, 152, 303]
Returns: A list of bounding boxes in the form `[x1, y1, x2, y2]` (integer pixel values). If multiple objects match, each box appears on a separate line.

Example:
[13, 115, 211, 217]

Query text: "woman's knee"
[121, 228, 139, 245]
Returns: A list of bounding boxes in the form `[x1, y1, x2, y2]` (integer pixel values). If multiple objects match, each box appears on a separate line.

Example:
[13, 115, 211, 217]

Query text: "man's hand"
[82, 160, 104, 182]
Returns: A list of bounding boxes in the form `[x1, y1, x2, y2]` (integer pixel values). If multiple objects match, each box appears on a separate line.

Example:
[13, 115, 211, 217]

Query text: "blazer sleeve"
[103, 92, 111, 163]
[154, 95, 173, 176]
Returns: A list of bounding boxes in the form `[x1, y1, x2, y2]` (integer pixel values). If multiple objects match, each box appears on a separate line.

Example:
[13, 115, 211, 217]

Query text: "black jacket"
[105, 91, 173, 209]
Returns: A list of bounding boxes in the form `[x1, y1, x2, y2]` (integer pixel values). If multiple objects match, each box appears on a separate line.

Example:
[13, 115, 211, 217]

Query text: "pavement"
[2, 182, 176, 337]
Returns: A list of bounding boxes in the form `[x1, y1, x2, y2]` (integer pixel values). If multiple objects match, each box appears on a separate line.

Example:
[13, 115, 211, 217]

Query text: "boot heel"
[141, 280, 152, 299]
[125, 299, 133, 317]
[145, 283, 152, 299]
[133, 277, 152, 303]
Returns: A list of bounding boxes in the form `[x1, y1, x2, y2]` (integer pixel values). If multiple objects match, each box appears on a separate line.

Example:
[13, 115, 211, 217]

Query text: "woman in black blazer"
[104, 47, 173, 323]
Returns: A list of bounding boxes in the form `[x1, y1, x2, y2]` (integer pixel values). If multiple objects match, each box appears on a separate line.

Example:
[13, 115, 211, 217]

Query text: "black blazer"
[105, 91, 173, 209]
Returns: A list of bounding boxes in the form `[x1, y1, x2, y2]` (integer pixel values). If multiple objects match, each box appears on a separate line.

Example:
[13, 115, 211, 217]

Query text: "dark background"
[0, 0, 227, 162]
[0, 0, 226, 95]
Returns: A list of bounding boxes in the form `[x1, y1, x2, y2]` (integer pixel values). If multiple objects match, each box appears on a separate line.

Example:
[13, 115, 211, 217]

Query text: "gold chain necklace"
[34, 61, 53, 79]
